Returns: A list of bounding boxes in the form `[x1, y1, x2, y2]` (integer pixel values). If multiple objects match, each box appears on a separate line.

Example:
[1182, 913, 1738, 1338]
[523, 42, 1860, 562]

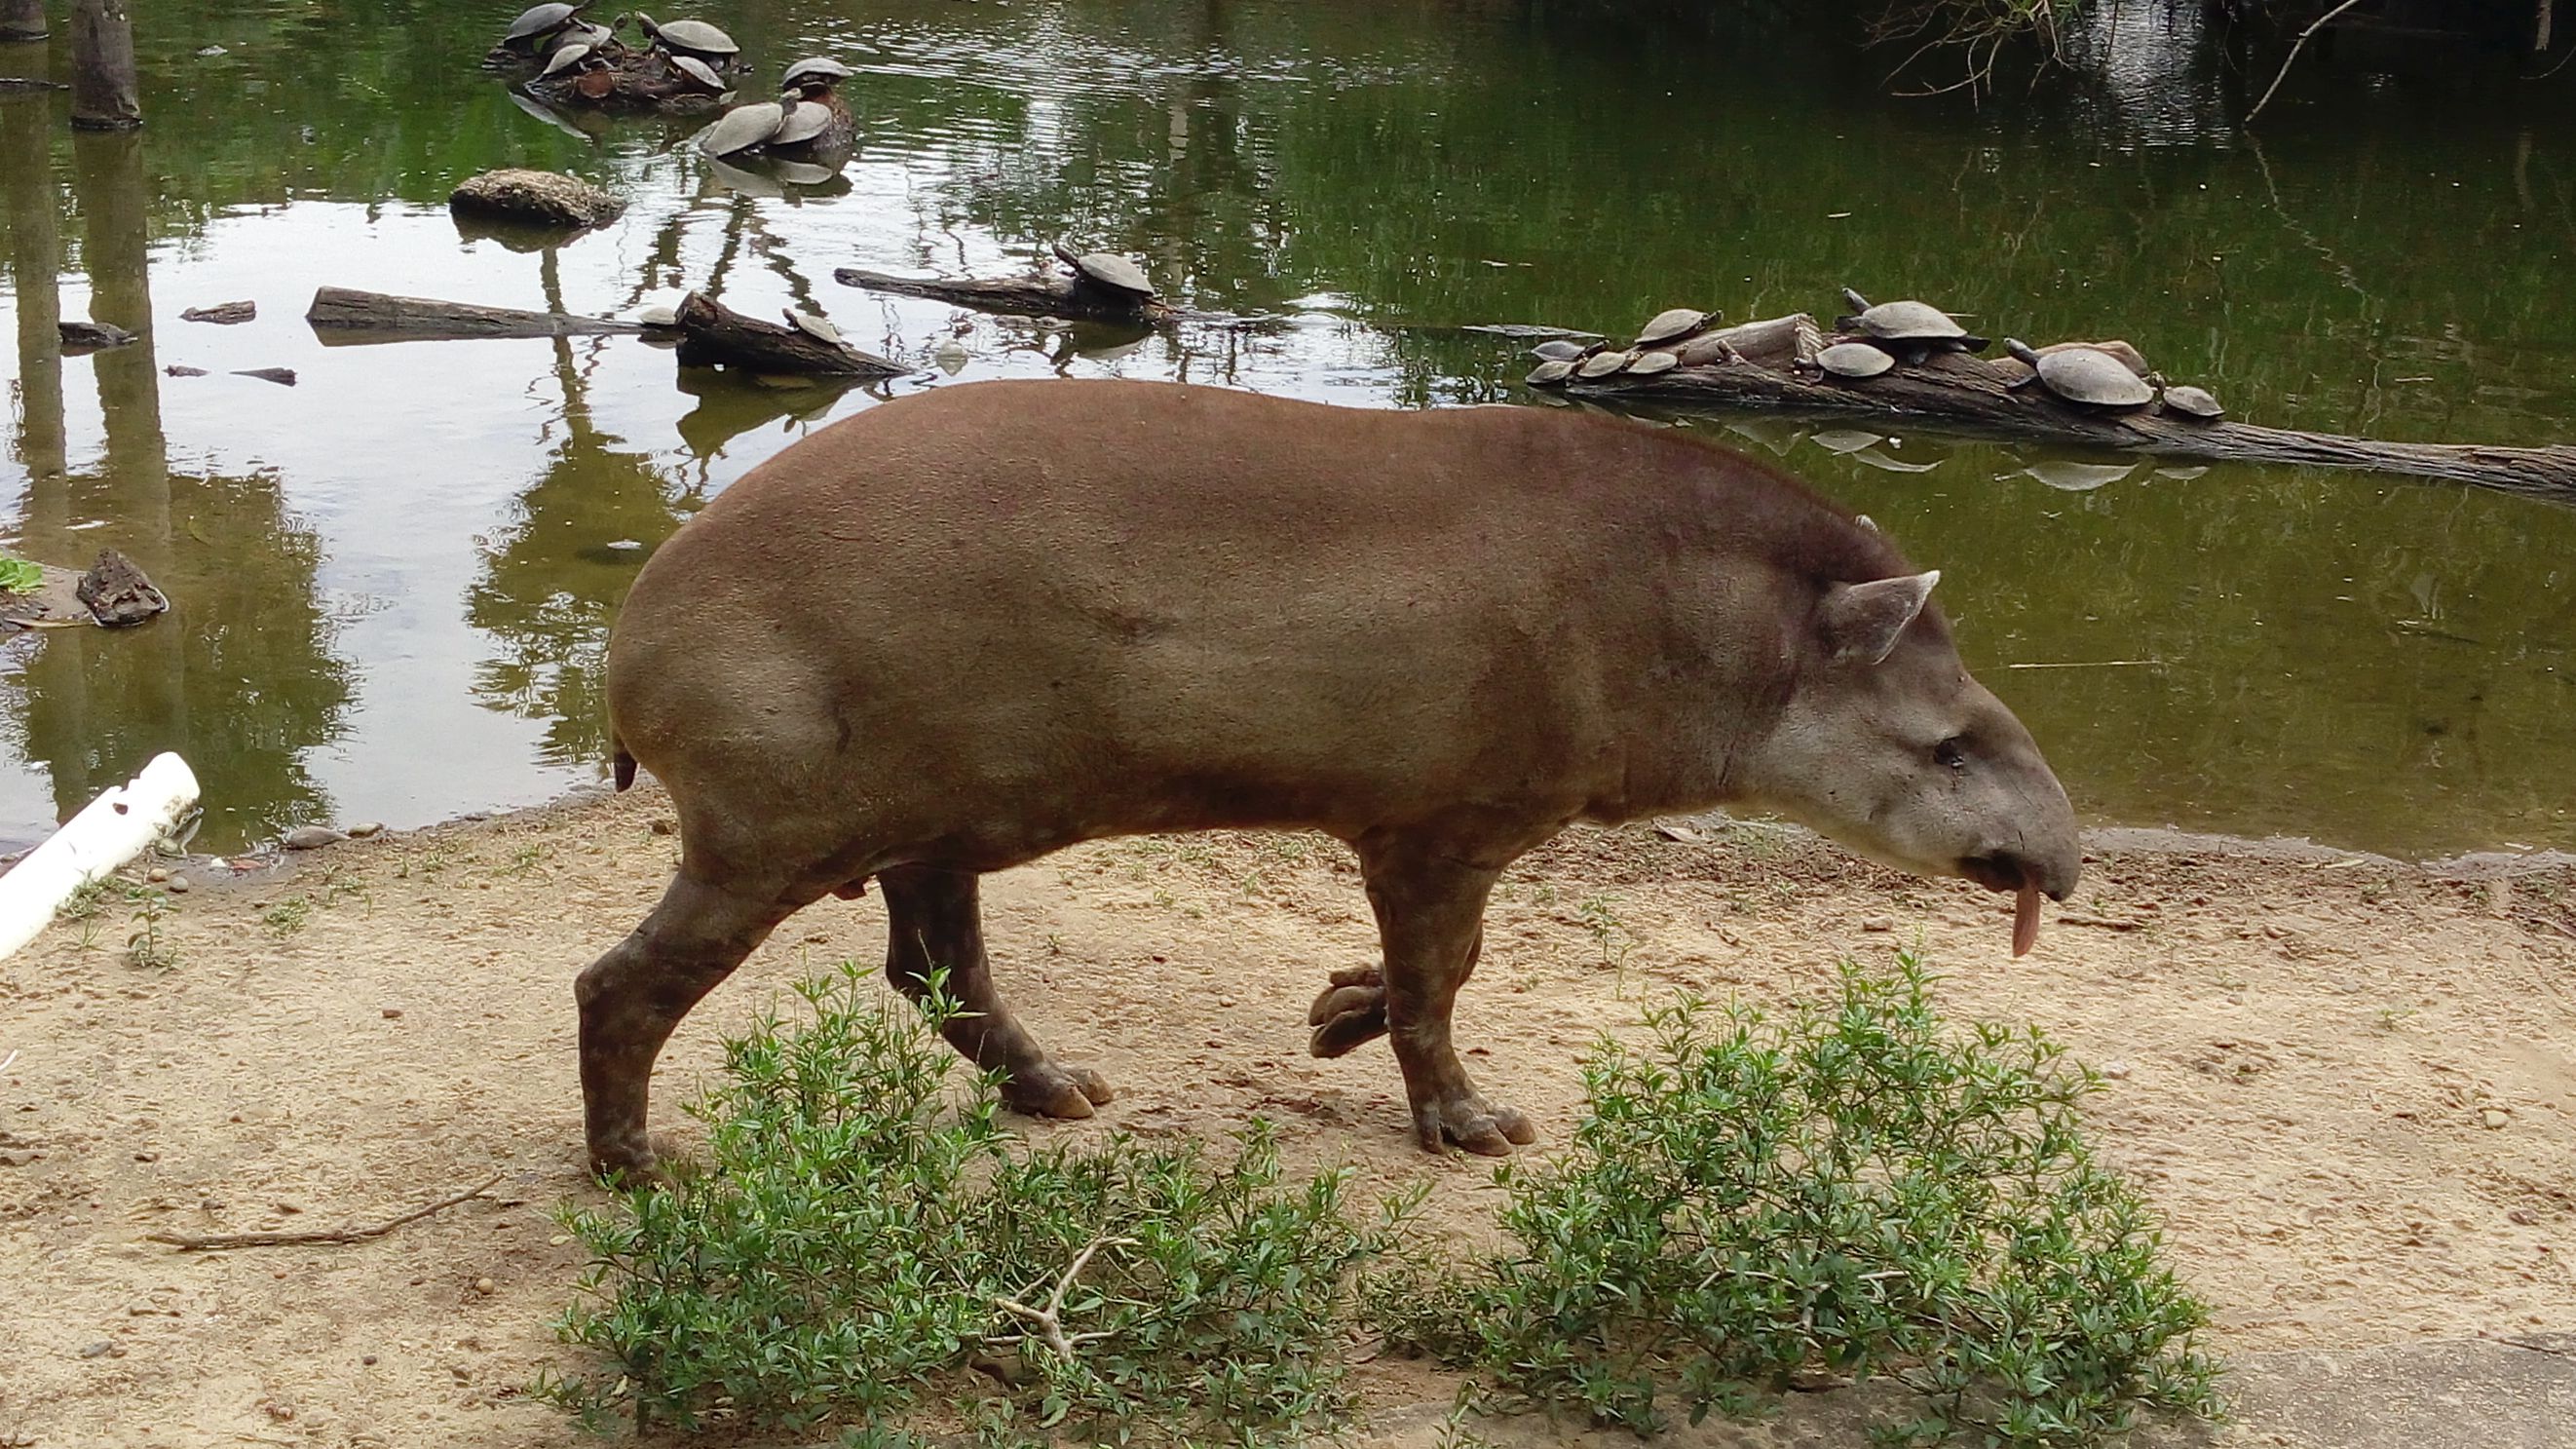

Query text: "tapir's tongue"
[2012, 881, 2042, 957]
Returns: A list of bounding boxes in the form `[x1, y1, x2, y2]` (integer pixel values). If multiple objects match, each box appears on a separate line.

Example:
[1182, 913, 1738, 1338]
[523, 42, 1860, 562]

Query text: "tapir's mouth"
[1958, 853, 2064, 959]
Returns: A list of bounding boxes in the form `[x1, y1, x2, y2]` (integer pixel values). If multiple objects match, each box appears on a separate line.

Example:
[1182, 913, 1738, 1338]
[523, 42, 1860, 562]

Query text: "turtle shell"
[636, 305, 681, 327]
[540, 39, 593, 76]
[772, 100, 833, 146]
[1574, 349, 1632, 379]
[505, 1, 586, 45]
[1526, 360, 1575, 385]
[782, 56, 855, 89]
[1625, 350, 1680, 377]
[655, 18, 739, 56]
[786, 310, 843, 344]
[1635, 307, 1711, 346]
[1817, 341, 1894, 379]
[670, 54, 724, 91]
[697, 99, 784, 156]
[1854, 298, 1967, 343]
[2161, 384, 2224, 419]
[2033, 347, 2155, 407]
[1530, 339, 1585, 362]
[1069, 250, 1153, 298]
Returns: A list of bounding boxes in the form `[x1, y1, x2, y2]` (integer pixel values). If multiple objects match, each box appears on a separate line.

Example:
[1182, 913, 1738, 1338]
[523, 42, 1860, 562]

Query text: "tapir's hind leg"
[878, 864, 1113, 1119]
[577, 868, 807, 1182]
[1354, 831, 1537, 1157]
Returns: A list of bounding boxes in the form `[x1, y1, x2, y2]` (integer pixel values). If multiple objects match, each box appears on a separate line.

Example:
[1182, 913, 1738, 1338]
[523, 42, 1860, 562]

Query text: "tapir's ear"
[1820, 570, 1939, 666]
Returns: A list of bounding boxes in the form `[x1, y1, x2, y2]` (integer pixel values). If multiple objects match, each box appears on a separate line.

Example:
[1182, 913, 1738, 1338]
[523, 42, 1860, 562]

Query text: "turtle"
[2159, 383, 2225, 420]
[1526, 360, 1575, 386]
[1625, 349, 1680, 377]
[697, 99, 784, 156]
[1530, 338, 1586, 362]
[1574, 349, 1632, 379]
[1838, 287, 1987, 354]
[504, 0, 590, 51]
[636, 304, 681, 327]
[540, 38, 597, 77]
[637, 13, 739, 62]
[1051, 243, 1155, 301]
[2003, 338, 2155, 409]
[1816, 341, 1895, 380]
[1635, 307, 1714, 347]
[668, 53, 726, 92]
[785, 310, 845, 345]
[781, 56, 856, 91]
[772, 99, 835, 146]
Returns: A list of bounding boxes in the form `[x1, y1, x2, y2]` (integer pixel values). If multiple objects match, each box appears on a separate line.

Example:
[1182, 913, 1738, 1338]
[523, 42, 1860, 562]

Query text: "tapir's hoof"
[587, 1141, 669, 1192]
[1413, 1095, 1537, 1158]
[1307, 965, 1387, 1057]
[1002, 1061, 1116, 1119]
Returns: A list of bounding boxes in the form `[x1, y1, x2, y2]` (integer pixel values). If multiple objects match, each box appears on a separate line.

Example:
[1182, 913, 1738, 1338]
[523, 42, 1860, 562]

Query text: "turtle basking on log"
[1522, 298, 2576, 501]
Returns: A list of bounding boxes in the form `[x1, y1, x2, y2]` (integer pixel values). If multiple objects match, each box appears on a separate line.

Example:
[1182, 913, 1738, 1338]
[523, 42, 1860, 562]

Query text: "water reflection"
[0, 108, 350, 847]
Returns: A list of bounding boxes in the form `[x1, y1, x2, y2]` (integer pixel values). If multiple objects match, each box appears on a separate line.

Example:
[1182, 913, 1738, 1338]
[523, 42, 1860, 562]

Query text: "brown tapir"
[580, 378, 2079, 1180]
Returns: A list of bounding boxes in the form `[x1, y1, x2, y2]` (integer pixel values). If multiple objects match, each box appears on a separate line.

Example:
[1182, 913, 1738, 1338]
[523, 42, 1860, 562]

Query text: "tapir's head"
[1733, 568, 2080, 955]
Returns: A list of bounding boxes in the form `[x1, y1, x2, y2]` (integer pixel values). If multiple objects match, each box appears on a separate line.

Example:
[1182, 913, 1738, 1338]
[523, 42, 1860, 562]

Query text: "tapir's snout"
[1960, 846, 2080, 903]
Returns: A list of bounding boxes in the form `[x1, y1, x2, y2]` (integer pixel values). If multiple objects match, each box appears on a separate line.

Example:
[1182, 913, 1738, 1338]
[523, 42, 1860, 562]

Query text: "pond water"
[0, 0, 2570, 858]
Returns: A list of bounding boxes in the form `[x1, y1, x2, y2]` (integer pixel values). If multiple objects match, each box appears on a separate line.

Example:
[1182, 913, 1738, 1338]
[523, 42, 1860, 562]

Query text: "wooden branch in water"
[144, 1173, 503, 1252]
[670, 290, 906, 379]
[834, 264, 1254, 327]
[1552, 314, 2576, 502]
[305, 286, 642, 344]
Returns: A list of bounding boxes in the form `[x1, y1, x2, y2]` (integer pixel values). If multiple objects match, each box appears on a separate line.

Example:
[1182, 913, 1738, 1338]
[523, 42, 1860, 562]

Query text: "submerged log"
[1546, 313, 2576, 502]
[833, 263, 1261, 328]
[670, 290, 905, 379]
[305, 286, 643, 344]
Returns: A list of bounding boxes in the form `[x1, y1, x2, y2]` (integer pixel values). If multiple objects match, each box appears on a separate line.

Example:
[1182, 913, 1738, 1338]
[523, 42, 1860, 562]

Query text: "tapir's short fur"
[580, 378, 2079, 1178]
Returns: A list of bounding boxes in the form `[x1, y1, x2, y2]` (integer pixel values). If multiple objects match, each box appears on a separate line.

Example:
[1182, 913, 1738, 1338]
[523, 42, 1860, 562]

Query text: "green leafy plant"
[536, 964, 1409, 1445]
[1369, 953, 2219, 1447]
[259, 896, 311, 938]
[0, 553, 41, 595]
[126, 891, 178, 972]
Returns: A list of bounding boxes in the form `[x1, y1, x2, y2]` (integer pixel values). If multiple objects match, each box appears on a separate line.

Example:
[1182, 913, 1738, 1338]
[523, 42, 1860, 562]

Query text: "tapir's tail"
[611, 733, 637, 792]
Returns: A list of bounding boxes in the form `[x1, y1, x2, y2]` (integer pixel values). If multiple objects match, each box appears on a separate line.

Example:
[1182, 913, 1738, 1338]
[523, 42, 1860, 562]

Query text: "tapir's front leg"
[1353, 832, 1535, 1156]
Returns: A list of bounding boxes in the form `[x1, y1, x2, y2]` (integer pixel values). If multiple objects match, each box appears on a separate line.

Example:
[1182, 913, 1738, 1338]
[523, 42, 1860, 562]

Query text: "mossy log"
[1547, 313, 2576, 502]
[305, 286, 642, 344]
[670, 290, 905, 379]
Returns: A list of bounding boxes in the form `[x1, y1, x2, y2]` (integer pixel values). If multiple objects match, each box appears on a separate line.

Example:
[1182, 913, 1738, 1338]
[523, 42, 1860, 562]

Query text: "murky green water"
[0, 0, 2570, 857]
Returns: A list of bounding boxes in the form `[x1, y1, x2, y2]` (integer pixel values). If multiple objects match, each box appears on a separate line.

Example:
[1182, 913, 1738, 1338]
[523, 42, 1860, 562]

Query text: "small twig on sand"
[145, 1172, 505, 1252]
[2003, 659, 2164, 670]
[0, 1049, 19, 1074]
[989, 1234, 1132, 1361]
[2056, 913, 2148, 933]
[2247, 0, 2368, 123]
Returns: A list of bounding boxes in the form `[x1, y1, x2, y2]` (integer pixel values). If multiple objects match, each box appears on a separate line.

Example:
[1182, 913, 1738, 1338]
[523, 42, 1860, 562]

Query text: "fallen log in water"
[670, 290, 905, 379]
[305, 286, 643, 344]
[1543, 313, 2576, 502]
[833, 264, 1262, 328]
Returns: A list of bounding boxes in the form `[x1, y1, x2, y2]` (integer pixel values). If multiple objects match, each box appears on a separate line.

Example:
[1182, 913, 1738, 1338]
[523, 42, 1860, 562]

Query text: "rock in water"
[59, 320, 136, 351]
[181, 300, 257, 324]
[76, 550, 170, 628]
[447, 170, 625, 231]
[282, 825, 349, 851]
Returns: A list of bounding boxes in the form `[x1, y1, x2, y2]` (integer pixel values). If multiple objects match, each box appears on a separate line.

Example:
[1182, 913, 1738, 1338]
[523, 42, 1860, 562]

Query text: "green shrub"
[1369, 953, 2219, 1446]
[535, 965, 1409, 1446]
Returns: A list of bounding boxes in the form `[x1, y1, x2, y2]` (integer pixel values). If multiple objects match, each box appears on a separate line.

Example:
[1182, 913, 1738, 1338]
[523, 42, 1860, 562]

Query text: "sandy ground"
[3, 784, 2573, 1448]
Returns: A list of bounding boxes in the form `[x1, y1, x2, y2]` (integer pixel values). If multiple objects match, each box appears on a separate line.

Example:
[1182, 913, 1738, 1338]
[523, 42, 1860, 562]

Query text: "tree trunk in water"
[0, 0, 48, 43]
[67, 0, 139, 131]
[0, 95, 63, 480]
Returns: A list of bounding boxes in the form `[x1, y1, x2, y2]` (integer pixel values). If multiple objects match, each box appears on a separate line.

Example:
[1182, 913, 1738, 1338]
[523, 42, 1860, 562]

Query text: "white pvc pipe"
[0, 751, 201, 963]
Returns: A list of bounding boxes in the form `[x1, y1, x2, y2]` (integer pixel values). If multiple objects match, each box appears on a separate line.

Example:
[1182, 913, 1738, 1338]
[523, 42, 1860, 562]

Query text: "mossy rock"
[447, 169, 625, 231]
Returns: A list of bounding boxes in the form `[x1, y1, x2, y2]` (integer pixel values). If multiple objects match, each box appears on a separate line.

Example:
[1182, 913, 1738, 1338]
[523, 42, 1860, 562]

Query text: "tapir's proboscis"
[578, 378, 2080, 1179]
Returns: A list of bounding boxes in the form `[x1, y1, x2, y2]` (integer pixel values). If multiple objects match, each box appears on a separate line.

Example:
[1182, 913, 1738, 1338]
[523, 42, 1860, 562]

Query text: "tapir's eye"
[1933, 737, 1968, 771]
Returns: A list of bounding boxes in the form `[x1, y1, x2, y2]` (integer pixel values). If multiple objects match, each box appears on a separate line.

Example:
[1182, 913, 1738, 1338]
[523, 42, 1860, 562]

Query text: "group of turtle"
[495, 4, 743, 101]
[1530, 286, 2227, 423]
[693, 55, 858, 158]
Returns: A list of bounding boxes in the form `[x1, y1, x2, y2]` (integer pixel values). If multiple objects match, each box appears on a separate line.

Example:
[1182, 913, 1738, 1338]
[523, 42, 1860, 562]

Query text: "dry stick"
[989, 1234, 1131, 1361]
[2247, 0, 2369, 123]
[145, 1172, 504, 1252]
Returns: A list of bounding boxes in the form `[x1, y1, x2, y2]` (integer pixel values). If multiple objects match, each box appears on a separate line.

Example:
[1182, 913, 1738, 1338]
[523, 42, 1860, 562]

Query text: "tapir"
[579, 378, 2079, 1180]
